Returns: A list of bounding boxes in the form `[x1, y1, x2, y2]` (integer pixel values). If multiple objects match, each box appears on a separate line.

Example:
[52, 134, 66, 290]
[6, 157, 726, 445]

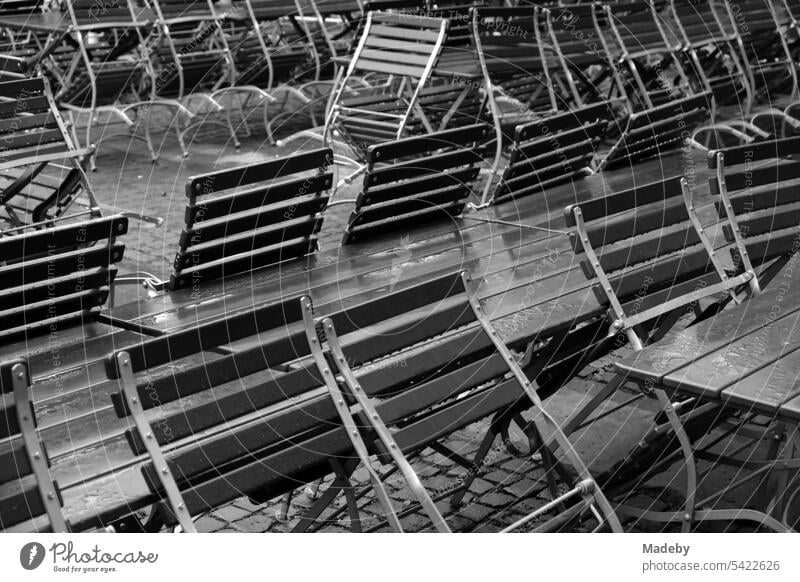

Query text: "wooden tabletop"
[616, 256, 800, 420]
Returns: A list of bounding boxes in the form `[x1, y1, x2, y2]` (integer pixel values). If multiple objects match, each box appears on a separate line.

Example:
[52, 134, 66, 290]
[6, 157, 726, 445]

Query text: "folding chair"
[57, 0, 156, 169]
[341, 123, 488, 244]
[0, 0, 48, 80]
[555, 174, 764, 531]
[0, 76, 99, 229]
[709, 136, 800, 291]
[307, 270, 622, 532]
[321, 11, 448, 172]
[221, 0, 317, 144]
[545, 3, 618, 108]
[102, 296, 345, 533]
[589, 1, 712, 170]
[0, 360, 69, 532]
[573, 141, 800, 531]
[668, 0, 753, 118]
[719, 0, 798, 102]
[137, 0, 260, 152]
[0, 213, 128, 341]
[125, 147, 332, 292]
[470, 5, 565, 206]
[781, 0, 800, 59]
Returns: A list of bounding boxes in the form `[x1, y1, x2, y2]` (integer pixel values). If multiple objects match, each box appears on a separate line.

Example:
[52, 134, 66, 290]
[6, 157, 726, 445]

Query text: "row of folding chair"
[556, 135, 800, 531]
[0, 1, 346, 166]
[7, 127, 798, 533]
[0, 196, 623, 533]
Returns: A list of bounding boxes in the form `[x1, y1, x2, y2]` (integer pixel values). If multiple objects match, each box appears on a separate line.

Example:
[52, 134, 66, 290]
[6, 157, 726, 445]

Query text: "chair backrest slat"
[0, 215, 127, 340]
[172, 148, 332, 289]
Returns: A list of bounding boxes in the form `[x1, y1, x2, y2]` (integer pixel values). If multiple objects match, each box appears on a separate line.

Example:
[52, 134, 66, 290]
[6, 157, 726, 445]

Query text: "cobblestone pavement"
[86, 112, 743, 533]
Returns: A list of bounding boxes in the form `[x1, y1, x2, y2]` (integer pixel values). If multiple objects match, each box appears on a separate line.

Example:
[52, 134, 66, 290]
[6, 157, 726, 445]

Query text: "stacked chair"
[222, 0, 318, 144]
[593, 0, 712, 170]
[667, 0, 753, 119]
[0, 76, 99, 230]
[56, 0, 155, 170]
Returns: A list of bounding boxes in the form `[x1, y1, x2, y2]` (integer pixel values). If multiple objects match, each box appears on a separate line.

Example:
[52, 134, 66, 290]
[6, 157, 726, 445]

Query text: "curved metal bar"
[320, 316, 450, 533]
[299, 297, 405, 532]
[461, 270, 623, 532]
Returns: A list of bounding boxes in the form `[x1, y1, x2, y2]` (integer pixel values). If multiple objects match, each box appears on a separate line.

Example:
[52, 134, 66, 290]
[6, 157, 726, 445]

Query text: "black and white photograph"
[0, 0, 799, 579]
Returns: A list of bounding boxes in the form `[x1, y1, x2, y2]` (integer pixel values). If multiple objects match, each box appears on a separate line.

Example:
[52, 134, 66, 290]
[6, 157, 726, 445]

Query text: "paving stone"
[477, 491, 516, 509]
[212, 504, 252, 523]
[455, 503, 495, 524]
[194, 515, 226, 533]
[234, 512, 275, 533]
[482, 469, 516, 485]
[503, 478, 546, 500]
[500, 456, 536, 474]
[232, 497, 264, 512]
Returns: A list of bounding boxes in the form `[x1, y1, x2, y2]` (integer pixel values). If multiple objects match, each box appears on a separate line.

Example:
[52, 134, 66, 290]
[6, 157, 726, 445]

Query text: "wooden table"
[612, 256, 800, 531]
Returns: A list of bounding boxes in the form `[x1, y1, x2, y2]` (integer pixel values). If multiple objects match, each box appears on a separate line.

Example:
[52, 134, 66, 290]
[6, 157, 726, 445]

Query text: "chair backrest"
[0, 214, 127, 340]
[708, 137, 800, 274]
[491, 101, 615, 205]
[1, 360, 68, 532]
[66, 0, 152, 25]
[0, 77, 78, 169]
[172, 148, 332, 290]
[59, 1, 152, 108]
[148, 0, 215, 21]
[343, 123, 488, 244]
[325, 11, 447, 150]
[346, 11, 446, 79]
[598, 91, 711, 170]
[564, 174, 755, 350]
[0, 77, 100, 227]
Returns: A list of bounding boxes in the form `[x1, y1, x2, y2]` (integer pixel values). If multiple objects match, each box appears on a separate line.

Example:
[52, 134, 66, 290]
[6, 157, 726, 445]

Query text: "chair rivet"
[162, 466, 169, 475]
[22, 414, 29, 421]
[178, 503, 185, 509]
[48, 492, 55, 500]
[17, 371, 24, 379]
[33, 451, 40, 459]
[132, 397, 138, 403]
[146, 432, 153, 439]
